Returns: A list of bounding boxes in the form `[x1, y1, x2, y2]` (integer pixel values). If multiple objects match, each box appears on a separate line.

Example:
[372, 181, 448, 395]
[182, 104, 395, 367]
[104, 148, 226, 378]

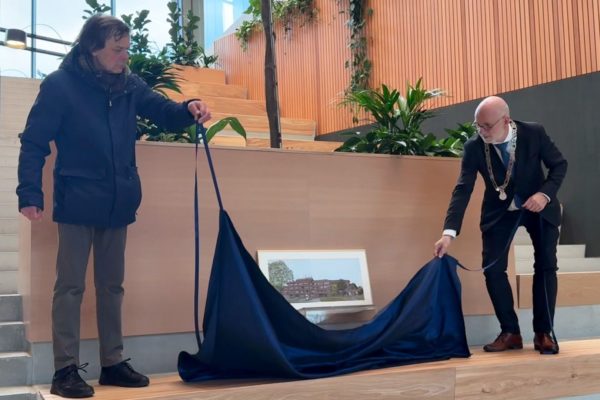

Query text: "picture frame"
[257, 250, 373, 310]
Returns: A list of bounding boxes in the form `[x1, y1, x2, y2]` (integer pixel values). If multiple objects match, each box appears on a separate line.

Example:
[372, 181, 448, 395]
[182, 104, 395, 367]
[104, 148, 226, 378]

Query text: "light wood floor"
[38, 339, 600, 400]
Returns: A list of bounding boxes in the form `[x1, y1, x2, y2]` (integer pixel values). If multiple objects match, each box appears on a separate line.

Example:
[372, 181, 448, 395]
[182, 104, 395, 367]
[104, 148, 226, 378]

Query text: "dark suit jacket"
[444, 120, 567, 235]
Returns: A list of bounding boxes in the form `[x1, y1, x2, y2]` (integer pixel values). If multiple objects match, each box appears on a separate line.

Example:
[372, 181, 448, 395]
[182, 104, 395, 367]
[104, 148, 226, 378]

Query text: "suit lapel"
[513, 121, 528, 184]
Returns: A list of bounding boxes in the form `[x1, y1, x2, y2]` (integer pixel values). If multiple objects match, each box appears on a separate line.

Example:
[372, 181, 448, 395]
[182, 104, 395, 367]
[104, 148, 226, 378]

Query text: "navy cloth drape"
[177, 124, 470, 382]
[177, 210, 470, 381]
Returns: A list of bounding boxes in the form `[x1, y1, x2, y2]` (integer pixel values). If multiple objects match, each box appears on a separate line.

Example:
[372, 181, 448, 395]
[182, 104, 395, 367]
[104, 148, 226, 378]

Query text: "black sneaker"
[99, 358, 149, 387]
[50, 364, 95, 398]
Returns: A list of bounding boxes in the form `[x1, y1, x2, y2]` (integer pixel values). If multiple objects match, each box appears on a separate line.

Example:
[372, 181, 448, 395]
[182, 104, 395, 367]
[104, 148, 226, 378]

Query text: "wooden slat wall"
[214, 0, 600, 135]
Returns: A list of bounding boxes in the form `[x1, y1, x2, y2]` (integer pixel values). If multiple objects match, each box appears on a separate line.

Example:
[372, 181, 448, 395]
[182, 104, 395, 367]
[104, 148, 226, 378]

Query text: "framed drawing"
[257, 250, 373, 310]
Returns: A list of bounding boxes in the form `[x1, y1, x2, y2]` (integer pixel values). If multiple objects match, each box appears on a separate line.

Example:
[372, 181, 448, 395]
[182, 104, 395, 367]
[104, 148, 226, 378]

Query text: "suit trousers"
[53, 223, 127, 370]
[482, 210, 559, 334]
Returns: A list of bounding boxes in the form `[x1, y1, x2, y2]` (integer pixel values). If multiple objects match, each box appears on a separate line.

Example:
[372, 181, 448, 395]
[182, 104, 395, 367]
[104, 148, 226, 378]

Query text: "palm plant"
[337, 79, 444, 155]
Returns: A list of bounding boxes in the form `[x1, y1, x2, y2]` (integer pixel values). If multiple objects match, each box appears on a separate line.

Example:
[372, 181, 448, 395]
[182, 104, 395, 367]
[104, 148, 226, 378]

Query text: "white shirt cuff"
[540, 192, 551, 203]
[442, 229, 457, 238]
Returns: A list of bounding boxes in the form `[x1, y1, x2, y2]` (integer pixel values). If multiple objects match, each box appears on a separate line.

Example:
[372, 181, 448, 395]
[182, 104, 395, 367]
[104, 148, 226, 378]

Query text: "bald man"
[434, 96, 567, 354]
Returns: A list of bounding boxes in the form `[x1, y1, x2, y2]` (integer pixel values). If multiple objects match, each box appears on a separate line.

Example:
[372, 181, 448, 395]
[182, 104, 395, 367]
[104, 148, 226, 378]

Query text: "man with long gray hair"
[17, 15, 211, 398]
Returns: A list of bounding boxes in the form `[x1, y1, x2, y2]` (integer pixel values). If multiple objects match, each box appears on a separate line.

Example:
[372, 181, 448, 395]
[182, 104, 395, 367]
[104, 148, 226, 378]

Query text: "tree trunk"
[261, 0, 282, 148]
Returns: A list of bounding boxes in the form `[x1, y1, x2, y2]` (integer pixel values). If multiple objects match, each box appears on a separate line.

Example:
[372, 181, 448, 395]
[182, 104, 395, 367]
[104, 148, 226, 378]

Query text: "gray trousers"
[53, 223, 127, 370]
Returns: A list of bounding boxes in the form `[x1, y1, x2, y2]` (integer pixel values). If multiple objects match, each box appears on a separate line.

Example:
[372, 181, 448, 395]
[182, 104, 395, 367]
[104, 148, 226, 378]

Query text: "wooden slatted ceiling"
[214, 0, 600, 136]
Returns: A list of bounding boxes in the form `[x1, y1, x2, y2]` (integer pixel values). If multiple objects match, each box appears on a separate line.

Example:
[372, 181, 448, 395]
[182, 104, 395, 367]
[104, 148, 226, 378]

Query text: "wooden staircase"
[165, 66, 341, 152]
[513, 226, 600, 308]
[0, 145, 35, 400]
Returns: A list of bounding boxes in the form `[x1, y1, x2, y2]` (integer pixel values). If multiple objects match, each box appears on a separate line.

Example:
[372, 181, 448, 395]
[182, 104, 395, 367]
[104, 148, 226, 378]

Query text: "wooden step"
[0, 252, 18, 271]
[515, 244, 586, 261]
[212, 113, 315, 139]
[0, 204, 18, 219]
[170, 66, 226, 84]
[166, 82, 248, 99]
[0, 322, 25, 351]
[518, 271, 600, 308]
[38, 339, 600, 400]
[517, 257, 600, 274]
[0, 191, 17, 204]
[0, 385, 37, 399]
[0, 294, 22, 322]
[0, 234, 18, 252]
[0, 271, 18, 294]
[208, 137, 342, 153]
[209, 136, 247, 147]
[247, 139, 343, 152]
[0, 155, 17, 167]
[513, 226, 532, 245]
[0, 167, 15, 179]
[0, 178, 17, 192]
[172, 95, 266, 116]
[0, 218, 18, 234]
[0, 144, 20, 157]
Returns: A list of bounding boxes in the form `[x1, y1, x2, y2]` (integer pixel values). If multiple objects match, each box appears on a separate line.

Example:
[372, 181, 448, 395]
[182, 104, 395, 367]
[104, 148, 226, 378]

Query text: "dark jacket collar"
[60, 45, 133, 93]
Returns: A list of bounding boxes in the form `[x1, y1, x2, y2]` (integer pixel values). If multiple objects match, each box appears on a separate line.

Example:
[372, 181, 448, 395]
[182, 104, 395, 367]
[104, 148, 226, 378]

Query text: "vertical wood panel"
[592, 0, 600, 72]
[214, 0, 600, 135]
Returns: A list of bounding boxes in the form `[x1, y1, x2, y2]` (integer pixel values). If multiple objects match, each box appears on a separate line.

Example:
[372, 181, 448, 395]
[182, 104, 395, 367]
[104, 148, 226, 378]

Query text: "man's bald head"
[475, 96, 510, 120]
[473, 96, 511, 144]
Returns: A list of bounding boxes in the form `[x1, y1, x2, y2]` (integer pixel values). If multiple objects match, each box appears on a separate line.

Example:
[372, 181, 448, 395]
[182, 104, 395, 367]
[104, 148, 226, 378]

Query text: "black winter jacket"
[17, 46, 195, 227]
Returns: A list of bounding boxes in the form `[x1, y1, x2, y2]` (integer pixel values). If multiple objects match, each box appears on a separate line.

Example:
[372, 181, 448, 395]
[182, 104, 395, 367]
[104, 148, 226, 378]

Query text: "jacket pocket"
[112, 166, 142, 223]
[55, 167, 111, 224]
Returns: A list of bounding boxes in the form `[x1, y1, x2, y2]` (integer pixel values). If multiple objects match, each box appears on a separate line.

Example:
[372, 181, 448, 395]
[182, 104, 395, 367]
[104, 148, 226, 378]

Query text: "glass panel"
[34, 0, 81, 57]
[34, 53, 62, 78]
[0, 47, 31, 77]
[0, 0, 32, 76]
[204, 0, 248, 49]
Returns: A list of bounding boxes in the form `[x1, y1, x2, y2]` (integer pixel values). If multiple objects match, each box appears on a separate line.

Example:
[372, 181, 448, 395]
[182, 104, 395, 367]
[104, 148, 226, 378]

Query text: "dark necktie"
[495, 142, 510, 168]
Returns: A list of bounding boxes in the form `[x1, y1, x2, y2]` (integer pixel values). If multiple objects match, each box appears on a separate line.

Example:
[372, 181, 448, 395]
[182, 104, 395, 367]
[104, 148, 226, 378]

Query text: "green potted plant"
[165, 1, 218, 69]
[336, 79, 444, 155]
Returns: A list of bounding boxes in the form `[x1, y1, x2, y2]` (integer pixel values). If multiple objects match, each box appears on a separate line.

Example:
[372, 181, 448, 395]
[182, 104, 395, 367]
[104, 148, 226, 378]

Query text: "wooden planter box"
[20, 142, 495, 342]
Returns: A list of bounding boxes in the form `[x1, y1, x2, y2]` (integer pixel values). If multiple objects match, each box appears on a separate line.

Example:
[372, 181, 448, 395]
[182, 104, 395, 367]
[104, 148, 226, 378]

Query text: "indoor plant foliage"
[121, 10, 180, 96]
[83, 0, 110, 18]
[429, 122, 476, 157]
[165, 2, 218, 68]
[336, 80, 473, 156]
[144, 117, 247, 144]
[120, 9, 182, 139]
[342, 0, 372, 93]
[85, 1, 245, 144]
[235, 0, 318, 50]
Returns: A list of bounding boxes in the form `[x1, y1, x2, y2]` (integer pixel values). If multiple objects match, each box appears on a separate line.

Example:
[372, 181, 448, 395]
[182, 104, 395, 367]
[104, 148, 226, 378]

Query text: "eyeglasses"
[474, 115, 506, 132]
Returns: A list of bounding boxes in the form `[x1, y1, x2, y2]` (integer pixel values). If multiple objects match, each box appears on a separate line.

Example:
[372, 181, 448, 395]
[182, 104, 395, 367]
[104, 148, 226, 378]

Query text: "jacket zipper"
[107, 88, 117, 224]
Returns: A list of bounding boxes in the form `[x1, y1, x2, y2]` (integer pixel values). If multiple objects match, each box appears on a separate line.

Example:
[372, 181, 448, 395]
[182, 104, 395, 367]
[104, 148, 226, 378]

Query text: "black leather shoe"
[50, 364, 95, 398]
[99, 358, 149, 387]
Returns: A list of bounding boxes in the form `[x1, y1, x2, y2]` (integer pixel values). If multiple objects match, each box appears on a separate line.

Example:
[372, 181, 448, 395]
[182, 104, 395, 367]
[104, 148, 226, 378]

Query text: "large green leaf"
[337, 80, 477, 157]
[205, 117, 247, 143]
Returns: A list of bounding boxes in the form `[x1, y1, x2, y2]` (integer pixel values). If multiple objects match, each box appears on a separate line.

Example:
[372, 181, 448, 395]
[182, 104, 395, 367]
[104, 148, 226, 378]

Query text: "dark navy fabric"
[16, 45, 195, 228]
[177, 210, 470, 381]
[178, 124, 470, 381]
